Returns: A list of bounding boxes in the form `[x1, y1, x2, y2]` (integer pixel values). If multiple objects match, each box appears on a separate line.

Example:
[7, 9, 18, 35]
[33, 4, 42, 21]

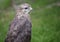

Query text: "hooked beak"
[30, 7, 32, 10]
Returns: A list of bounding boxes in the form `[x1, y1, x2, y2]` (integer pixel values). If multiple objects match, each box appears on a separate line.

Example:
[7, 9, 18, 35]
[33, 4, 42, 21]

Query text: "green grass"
[0, 10, 15, 42]
[0, 0, 11, 9]
[31, 6, 60, 42]
[0, 0, 60, 42]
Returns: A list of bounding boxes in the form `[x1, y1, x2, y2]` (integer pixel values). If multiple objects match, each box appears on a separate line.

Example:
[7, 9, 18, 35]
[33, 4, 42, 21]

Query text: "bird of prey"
[5, 3, 32, 42]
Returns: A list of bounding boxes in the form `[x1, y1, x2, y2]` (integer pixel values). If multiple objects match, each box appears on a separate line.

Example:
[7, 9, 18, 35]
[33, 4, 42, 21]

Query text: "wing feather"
[5, 16, 29, 42]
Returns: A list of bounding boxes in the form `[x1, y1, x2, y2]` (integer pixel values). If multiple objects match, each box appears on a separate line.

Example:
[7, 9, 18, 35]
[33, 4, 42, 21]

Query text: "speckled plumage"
[5, 3, 32, 42]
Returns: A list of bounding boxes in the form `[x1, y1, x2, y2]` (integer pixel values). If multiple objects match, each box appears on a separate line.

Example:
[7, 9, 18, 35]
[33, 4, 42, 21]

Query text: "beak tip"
[30, 7, 32, 10]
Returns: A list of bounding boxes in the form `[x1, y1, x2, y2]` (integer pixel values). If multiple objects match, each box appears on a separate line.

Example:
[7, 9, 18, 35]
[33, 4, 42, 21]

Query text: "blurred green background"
[0, 0, 60, 42]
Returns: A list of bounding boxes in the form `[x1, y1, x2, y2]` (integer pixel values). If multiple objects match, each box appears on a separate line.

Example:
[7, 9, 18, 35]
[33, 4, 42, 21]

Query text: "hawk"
[5, 3, 32, 42]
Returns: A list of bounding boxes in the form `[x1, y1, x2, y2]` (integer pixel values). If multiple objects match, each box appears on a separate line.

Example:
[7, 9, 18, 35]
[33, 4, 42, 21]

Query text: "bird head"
[16, 3, 32, 14]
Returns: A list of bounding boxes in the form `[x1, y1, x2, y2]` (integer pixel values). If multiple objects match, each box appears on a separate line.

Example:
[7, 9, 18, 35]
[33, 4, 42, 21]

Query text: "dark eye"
[25, 7, 28, 9]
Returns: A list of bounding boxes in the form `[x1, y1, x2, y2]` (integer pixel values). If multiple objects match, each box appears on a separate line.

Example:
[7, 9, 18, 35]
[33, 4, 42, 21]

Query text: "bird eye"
[25, 7, 28, 9]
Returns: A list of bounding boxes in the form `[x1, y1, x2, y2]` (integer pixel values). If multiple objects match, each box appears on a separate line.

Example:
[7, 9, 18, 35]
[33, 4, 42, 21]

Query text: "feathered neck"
[15, 11, 29, 19]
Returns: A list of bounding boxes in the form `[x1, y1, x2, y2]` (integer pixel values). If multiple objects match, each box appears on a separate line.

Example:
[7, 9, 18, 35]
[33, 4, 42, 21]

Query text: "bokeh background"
[0, 0, 60, 42]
